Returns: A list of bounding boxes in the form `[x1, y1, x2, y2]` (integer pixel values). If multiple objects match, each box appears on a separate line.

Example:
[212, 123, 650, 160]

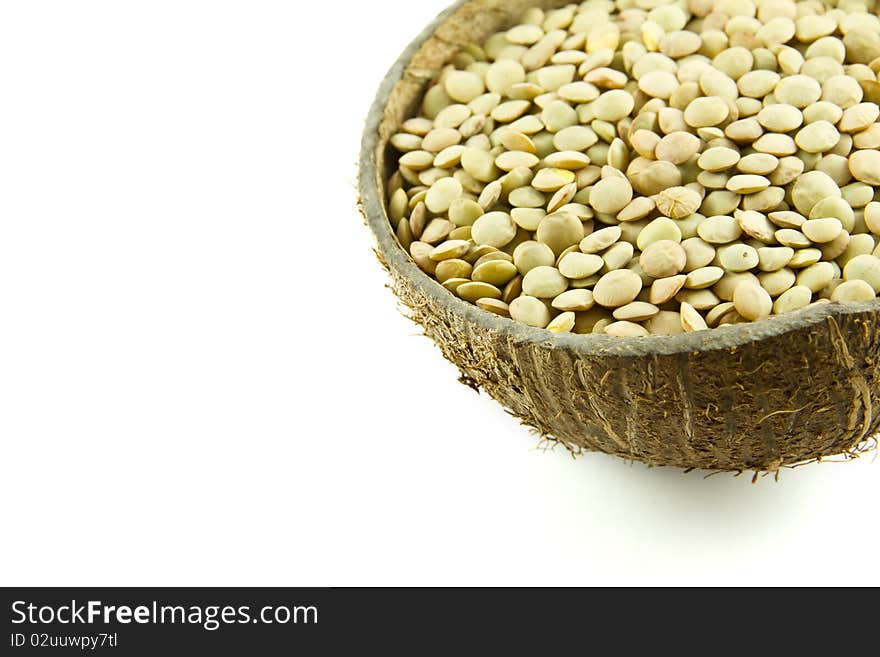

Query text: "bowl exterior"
[360, 0, 880, 470]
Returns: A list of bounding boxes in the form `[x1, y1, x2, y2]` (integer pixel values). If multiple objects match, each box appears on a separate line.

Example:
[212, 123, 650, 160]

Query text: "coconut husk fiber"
[358, 0, 880, 472]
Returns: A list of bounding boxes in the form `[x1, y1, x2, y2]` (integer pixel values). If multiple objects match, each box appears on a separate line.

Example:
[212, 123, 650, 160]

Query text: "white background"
[1, 0, 878, 587]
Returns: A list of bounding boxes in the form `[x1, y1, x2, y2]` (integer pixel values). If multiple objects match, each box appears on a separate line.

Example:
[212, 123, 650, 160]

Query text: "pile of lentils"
[387, 0, 880, 337]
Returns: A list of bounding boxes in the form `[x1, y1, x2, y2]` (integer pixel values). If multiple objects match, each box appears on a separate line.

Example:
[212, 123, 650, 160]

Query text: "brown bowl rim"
[358, 0, 880, 358]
